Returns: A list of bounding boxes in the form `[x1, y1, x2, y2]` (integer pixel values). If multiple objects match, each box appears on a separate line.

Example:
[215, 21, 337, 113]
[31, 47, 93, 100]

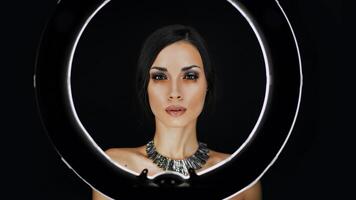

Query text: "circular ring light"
[34, 0, 303, 199]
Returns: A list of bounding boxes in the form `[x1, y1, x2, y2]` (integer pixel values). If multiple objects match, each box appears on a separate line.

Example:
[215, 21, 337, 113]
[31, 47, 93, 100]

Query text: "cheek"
[185, 84, 207, 114]
[147, 83, 166, 114]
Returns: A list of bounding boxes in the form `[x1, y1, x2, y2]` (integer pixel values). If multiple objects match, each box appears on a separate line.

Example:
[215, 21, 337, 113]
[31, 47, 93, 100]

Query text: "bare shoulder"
[92, 147, 146, 200]
[208, 149, 231, 164]
[243, 180, 262, 200]
[105, 147, 143, 157]
[206, 150, 262, 200]
[104, 146, 146, 169]
[228, 181, 263, 200]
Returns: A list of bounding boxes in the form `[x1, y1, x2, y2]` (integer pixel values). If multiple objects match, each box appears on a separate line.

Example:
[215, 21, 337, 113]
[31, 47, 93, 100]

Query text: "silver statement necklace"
[146, 140, 210, 176]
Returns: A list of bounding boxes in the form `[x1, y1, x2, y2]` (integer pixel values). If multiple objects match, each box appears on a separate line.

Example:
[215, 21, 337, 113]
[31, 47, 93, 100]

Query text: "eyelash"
[185, 72, 200, 80]
[151, 72, 199, 81]
[151, 73, 166, 80]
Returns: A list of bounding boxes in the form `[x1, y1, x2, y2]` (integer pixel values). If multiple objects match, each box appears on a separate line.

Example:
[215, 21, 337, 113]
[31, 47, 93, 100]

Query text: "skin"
[92, 41, 262, 200]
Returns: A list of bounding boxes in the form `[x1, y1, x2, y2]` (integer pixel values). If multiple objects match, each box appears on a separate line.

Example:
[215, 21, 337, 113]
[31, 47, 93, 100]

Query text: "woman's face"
[147, 41, 208, 127]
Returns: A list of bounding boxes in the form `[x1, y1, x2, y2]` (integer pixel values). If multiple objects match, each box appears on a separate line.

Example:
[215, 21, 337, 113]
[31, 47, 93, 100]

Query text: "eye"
[151, 73, 167, 80]
[184, 72, 199, 80]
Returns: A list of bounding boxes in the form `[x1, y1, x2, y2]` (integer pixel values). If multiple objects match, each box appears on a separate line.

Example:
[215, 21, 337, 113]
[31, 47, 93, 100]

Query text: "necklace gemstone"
[146, 140, 210, 176]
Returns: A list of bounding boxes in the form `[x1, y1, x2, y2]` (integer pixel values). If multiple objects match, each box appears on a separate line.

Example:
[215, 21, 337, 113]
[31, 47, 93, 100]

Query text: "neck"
[152, 118, 199, 160]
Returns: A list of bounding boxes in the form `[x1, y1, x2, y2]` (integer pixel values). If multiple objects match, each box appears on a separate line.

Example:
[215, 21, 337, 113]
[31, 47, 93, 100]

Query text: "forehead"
[151, 41, 203, 70]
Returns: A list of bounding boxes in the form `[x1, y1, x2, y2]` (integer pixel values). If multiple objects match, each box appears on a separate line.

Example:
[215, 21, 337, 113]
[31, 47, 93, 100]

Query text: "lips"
[165, 105, 187, 117]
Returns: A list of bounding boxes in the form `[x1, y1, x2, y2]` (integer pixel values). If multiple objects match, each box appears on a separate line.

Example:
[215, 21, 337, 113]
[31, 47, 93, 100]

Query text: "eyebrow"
[150, 65, 201, 72]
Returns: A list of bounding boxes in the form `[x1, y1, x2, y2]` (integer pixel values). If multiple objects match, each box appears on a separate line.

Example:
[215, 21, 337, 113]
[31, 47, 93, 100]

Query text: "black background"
[70, 0, 266, 154]
[1, 0, 354, 199]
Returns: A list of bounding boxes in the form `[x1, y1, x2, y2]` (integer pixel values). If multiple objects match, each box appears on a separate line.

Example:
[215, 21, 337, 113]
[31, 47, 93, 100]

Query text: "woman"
[93, 24, 262, 200]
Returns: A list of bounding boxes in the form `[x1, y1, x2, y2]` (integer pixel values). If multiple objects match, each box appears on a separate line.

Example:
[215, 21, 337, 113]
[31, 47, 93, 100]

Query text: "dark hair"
[135, 24, 216, 122]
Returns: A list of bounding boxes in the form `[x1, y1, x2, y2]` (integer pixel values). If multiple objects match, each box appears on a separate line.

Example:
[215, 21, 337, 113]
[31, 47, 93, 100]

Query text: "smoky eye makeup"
[150, 72, 167, 80]
[149, 69, 200, 81]
[183, 71, 200, 80]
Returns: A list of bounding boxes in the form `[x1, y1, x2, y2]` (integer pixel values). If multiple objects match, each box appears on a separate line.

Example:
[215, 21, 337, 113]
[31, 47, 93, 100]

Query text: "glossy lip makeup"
[165, 105, 187, 117]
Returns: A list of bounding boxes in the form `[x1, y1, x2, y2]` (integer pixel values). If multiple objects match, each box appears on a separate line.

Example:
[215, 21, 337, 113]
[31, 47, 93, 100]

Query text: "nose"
[168, 80, 183, 101]
[169, 94, 182, 100]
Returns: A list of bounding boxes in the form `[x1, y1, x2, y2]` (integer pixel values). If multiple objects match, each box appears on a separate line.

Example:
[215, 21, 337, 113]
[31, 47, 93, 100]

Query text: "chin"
[166, 121, 187, 128]
[163, 118, 189, 127]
